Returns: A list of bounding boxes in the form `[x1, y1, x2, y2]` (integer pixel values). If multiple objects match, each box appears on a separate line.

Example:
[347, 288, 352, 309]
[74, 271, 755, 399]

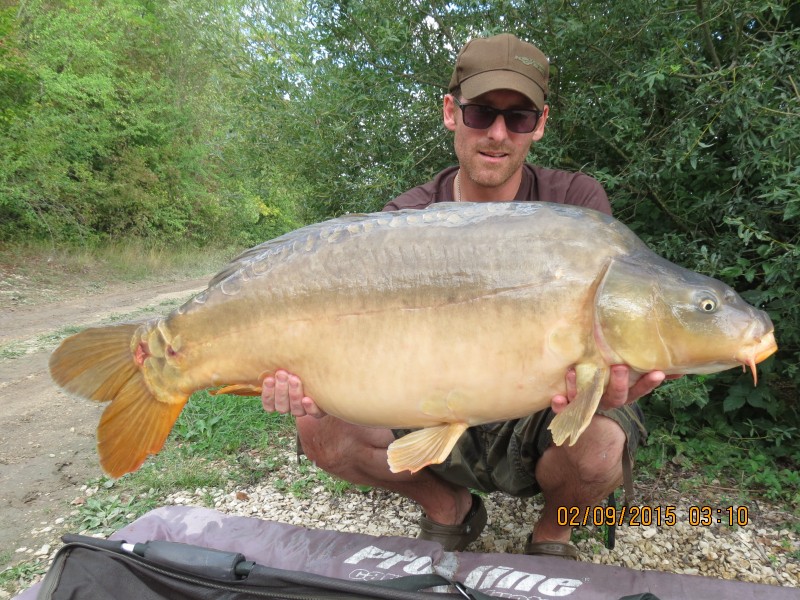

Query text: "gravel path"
[12, 448, 796, 598]
[177, 452, 800, 588]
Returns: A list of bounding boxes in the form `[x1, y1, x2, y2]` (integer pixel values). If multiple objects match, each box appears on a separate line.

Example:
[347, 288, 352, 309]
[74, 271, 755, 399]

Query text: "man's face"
[444, 89, 548, 194]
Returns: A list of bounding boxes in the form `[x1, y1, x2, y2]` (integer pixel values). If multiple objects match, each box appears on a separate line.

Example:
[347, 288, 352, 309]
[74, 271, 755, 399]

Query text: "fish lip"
[735, 330, 777, 386]
[738, 330, 778, 365]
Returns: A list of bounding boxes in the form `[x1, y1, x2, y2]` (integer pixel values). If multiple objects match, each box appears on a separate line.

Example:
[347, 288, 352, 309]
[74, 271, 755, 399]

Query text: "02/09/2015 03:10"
[557, 505, 750, 528]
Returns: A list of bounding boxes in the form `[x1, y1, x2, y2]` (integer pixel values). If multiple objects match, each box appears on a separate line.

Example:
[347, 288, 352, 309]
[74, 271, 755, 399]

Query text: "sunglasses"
[453, 98, 542, 134]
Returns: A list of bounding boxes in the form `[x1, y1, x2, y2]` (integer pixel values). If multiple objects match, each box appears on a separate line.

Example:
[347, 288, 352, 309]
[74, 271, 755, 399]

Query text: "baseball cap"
[448, 33, 549, 109]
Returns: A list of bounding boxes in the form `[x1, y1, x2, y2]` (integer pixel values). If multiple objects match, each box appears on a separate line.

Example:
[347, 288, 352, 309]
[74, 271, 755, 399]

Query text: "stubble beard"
[462, 149, 526, 191]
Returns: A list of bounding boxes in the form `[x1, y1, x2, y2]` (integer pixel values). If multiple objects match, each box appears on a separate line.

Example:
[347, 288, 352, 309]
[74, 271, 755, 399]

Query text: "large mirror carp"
[50, 202, 777, 478]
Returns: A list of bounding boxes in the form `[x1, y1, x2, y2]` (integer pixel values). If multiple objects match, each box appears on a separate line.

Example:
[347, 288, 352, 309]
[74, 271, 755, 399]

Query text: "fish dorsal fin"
[549, 363, 608, 446]
[207, 213, 373, 288]
[386, 423, 469, 473]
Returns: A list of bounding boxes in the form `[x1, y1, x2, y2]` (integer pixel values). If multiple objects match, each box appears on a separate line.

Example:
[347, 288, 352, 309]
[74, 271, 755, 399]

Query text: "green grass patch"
[171, 390, 295, 458]
[64, 391, 296, 536]
[0, 560, 47, 595]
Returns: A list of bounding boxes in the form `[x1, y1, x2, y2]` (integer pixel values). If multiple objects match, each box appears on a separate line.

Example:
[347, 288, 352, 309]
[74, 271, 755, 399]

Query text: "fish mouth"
[736, 330, 778, 386]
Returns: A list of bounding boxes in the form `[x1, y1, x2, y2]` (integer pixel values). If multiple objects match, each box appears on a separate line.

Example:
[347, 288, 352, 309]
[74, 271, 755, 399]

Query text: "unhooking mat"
[12, 505, 796, 600]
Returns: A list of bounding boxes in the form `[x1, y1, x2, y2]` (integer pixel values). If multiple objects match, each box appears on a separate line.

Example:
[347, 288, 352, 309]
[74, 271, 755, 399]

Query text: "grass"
[0, 239, 239, 310]
[66, 391, 301, 533]
[0, 560, 48, 596]
[61, 389, 372, 539]
[636, 420, 800, 507]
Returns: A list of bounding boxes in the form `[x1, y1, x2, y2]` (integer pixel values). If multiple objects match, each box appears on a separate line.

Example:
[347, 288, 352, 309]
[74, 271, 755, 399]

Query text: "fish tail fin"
[549, 364, 608, 446]
[387, 423, 469, 474]
[49, 324, 188, 478]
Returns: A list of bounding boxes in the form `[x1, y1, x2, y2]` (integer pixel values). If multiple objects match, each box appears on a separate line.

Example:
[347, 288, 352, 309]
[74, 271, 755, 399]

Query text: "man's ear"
[531, 104, 549, 141]
[443, 94, 457, 132]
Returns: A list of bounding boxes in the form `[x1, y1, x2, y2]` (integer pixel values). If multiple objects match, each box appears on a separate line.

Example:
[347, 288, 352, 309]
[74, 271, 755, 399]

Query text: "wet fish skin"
[49, 202, 777, 478]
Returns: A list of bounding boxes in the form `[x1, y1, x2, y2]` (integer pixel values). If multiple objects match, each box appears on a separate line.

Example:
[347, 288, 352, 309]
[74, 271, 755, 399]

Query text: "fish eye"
[699, 297, 717, 312]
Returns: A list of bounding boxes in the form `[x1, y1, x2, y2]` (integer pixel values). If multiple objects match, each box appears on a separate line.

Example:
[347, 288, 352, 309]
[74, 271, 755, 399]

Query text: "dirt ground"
[0, 276, 210, 569]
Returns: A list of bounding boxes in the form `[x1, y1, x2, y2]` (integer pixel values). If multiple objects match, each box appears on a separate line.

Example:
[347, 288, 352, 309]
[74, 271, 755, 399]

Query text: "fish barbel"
[49, 202, 777, 478]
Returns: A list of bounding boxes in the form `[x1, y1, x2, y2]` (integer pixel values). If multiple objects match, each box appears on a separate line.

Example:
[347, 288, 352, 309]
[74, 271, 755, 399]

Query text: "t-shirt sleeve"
[525, 165, 611, 216]
[564, 172, 611, 215]
[383, 167, 458, 212]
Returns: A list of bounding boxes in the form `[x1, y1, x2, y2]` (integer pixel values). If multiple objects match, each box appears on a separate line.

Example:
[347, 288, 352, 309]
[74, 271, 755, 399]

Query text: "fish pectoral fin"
[212, 384, 262, 396]
[549, 363, 608, 447]
[386, 423, 469, 474]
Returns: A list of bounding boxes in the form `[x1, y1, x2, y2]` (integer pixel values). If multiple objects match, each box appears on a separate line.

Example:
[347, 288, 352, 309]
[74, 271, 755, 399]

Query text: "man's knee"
[296, 416, 343, 470]
[296, 415, 388, 474]
[569, 415, 626, 483]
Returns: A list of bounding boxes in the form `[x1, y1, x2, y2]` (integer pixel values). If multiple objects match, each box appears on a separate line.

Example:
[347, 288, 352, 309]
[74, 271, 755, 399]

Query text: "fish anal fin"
[97, 375, 187, 478]
[387, 423, 469, 474]
[549, 363, 608, 447]
[212, 384, 262, 396]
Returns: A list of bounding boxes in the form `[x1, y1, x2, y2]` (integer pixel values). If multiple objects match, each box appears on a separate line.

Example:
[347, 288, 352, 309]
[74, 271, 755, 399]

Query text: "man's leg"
[296, 414, 474, 526]
[532, 414, 625, 543]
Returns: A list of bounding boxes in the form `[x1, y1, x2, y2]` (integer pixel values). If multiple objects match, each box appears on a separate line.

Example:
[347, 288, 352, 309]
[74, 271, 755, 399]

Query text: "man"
[262, 33, 667, 559]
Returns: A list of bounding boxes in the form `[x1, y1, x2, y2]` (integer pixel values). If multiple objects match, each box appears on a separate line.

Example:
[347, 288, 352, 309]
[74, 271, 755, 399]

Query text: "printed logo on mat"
[344, 545, 583, 597]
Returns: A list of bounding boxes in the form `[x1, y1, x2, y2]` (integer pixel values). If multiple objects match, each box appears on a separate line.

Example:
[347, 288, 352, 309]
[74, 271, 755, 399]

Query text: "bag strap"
[54, 535, 493, 599]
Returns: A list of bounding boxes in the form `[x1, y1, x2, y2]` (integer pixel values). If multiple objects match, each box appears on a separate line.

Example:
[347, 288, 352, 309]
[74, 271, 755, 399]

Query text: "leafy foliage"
[0, 0, 298, 246]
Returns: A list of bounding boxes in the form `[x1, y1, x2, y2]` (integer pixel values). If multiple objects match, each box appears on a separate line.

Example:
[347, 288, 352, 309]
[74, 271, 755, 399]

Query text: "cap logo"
[515, 55, 546, 76]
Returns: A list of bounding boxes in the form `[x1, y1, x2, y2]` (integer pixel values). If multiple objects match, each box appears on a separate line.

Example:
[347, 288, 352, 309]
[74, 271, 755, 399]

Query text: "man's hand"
[262, 370, 326, 418]
[551, 365, 676, 414]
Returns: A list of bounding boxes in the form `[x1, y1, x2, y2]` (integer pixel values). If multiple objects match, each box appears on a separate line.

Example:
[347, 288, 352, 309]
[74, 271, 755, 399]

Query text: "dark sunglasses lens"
[462, 105, 497, 129]
[462, 105, 538, 133]
[505, 111, 539, 133]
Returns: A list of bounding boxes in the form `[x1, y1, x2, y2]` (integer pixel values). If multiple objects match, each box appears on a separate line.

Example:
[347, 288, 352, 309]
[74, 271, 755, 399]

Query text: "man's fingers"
[301, 397, 327, 418]
[565, 367, 577, 401]
[627, 370, 666, 404]
[261, 376, 276, 411]
[272, 370, 292, 413]
[551, 395, 569, 414]
[597, 365, 630, 410]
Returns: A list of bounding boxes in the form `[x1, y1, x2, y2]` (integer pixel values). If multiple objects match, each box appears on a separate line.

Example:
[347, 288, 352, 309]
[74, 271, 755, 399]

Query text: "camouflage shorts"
[393, 404, 646, 497]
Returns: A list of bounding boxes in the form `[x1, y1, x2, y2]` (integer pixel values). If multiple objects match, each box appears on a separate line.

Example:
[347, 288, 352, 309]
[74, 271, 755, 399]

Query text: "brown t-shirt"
[383, 164, 611, 215]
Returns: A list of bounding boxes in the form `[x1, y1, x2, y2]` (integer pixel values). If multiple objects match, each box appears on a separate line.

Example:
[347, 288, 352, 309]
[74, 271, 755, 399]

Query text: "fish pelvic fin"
[549, 363, 608, 446]
[49, 324, 188, 478]
[387, 423, 469, 474]
[212, 384, 263, 396]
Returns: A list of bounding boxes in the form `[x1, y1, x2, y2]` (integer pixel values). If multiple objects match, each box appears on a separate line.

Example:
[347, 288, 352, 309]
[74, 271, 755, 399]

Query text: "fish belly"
[166, 268, 600, 430]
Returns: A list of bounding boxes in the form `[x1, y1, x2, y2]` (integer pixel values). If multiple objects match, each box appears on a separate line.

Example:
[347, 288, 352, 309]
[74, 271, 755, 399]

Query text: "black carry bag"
[36, 534, 495, 600]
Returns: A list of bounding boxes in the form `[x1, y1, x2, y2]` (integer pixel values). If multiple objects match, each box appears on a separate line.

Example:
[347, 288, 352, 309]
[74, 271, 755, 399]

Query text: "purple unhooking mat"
[13, 506, 795, 599]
